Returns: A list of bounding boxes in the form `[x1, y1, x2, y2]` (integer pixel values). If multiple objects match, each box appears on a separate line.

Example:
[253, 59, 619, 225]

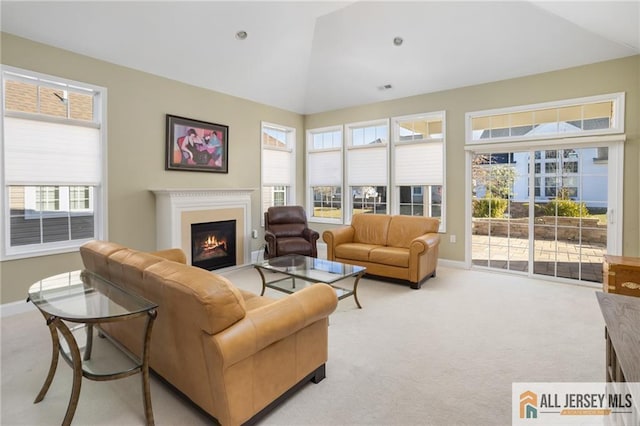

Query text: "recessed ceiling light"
[236, 31, 248, 40]
[393, 36, 403, 46]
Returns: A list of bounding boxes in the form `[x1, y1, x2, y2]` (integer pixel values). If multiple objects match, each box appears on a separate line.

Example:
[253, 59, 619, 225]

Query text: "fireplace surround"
[151, 188, 253, 267]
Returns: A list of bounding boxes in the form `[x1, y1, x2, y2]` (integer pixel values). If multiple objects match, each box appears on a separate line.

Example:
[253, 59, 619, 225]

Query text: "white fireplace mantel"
[150, 188, 254, 266]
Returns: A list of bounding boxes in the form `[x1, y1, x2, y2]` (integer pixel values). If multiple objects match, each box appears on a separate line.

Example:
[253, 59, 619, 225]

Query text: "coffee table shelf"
[254, 255, 366, 308]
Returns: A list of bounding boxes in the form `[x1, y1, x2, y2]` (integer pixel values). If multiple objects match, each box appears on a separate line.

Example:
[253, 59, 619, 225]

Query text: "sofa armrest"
[322, 226, 355, 260]
[264, 230, 277, 258]
[303, 228, 320, 243]
[410, 233, 440, 254]
[149, 248, 187, 264]
[212, 283, 338, 366]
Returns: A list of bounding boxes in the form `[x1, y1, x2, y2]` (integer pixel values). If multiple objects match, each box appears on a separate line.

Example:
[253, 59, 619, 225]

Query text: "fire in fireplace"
[191, 220, 236, 271]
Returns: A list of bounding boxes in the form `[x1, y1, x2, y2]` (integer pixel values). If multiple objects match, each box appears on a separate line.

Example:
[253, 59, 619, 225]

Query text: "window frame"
[465, 94, 626, 269]
[344, 118, 390, 221]
[306, 125, 343, 224]
[1, 65, 107, 260]
[260, 121, 296, 224]
[391, 111, 446, 232]
[465, 93, 625, 145]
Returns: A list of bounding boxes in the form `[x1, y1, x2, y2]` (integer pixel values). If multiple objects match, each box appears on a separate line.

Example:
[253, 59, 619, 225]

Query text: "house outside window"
[1, 66, 106, 260]
[261, 122, 295, 218]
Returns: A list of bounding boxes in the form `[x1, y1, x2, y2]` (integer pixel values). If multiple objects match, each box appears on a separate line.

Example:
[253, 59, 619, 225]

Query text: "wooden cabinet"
[596, 292, 640, 426]
[603, 255, 640, 297]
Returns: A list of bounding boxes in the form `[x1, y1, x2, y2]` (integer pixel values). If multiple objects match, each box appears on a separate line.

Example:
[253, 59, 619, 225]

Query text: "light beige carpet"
[1, 266, 605, 425]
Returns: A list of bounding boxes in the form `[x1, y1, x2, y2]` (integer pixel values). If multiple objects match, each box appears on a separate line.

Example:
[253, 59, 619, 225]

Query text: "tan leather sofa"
[323, 214, 440, 289]
[79, 240, 338, 426]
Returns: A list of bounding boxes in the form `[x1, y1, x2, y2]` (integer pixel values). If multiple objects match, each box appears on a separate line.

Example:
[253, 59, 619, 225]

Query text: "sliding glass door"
[471, 145, 613, 284]
[471, 151, 530, 273]
[531, 147, 608, 282]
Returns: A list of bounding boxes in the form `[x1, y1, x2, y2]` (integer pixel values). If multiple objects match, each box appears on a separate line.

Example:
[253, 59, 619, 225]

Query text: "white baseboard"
[251, 248, 266, 263]
[438, 259, 468, 269]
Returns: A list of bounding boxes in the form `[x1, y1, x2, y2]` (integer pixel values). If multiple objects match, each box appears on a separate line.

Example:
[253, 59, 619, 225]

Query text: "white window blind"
[347, 146, 388, 186]
[4, 117, 101, 185]
[262, 148, 292, 186]
[308, 150, 341, 186]
[394, 141, 443, 185]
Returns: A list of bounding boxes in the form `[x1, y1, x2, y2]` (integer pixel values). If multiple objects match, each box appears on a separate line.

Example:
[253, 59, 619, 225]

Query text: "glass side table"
[27, 270, 158, 426]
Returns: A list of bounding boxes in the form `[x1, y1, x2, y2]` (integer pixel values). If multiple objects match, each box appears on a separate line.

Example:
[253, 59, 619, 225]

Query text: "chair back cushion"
[266, 206, 308, 237]
[351, 214, 392, 245]
[80, 240, 246, 335]
[79, 240, 128, 279]
[387, 216, 440, 248]
[143, 261, 246, 335]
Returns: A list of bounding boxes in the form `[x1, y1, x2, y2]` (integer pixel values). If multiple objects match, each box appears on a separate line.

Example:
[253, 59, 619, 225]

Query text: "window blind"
[4, 117, 101, 185]
[308, 150, 341, 186]
[394, 141, 443, 185]
[347, 146, 387, 186]
[262, 148, 291, 186]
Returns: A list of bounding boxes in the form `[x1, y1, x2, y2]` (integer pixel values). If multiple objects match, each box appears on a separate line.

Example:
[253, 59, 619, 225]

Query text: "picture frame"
[166, 114, 229, 173]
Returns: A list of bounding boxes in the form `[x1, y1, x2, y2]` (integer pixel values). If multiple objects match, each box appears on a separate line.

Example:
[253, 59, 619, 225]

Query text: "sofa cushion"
[143, 261, 246, 335]
[351, 214, 391, 245]
[335, 243, 380, 262]
[369, 246, 410, 268]
[269, 223, 306, 238]
[387, 216, 440, 249]
[107, 248, 166, 296]
[79, 240, 128, 279]
[275, 236, 313, 255]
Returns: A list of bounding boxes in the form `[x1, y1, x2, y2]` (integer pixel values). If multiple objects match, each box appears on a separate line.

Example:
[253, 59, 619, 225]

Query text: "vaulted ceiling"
[2, 1, 638, 114]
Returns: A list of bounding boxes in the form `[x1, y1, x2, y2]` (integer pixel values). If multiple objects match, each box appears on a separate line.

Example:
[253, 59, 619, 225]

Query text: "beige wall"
[0, 33, 304, 303]
[305, 55, 640, 263]
[1, 32, 638, 304]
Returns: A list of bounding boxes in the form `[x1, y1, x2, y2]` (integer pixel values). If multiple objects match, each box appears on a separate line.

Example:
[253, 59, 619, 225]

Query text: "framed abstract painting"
[166, 114, 228, 173]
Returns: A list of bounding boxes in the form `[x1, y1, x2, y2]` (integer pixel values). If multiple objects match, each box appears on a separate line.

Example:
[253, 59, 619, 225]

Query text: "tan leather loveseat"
[323, 214, 440, 289]
[80, 240, 338, 426]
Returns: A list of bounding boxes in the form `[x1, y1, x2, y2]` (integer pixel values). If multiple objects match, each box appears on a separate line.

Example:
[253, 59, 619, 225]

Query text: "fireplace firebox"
[191, 220, 236, 271]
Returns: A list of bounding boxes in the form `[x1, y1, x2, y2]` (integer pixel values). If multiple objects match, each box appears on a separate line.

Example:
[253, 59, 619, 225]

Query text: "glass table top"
[254, 254, 365, 284]
[28, 270, 157, 322]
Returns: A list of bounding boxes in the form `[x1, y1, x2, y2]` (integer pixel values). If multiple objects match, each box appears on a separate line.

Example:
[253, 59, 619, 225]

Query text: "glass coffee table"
[27, 270, 157, 426]
[254, 255, 366, 308]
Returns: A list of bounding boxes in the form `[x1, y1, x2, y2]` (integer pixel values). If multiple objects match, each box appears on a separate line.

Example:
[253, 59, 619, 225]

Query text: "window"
[36, 186, 60, 211]
[272, 186, 286, 206]
[392, 112, 445, 230]
[345, 120, 389, 218]
[70, 186, 91, 210]
[1, 66, 106, 259]
[307, 113, 447, 231]
[467, 94, 625, 282]
[261, 122, 295, 217]
[307, 127, 343, 222]
[466, 93, 624, 144]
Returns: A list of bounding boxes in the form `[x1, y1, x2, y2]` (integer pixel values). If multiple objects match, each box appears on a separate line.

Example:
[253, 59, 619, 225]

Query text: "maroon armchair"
[264, 206, 319, 259]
